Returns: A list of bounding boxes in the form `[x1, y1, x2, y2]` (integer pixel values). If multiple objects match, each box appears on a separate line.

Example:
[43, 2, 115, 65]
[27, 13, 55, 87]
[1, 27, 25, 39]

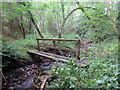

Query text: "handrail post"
[37, 40, 40, 51]
[53, 41, 56, 47]
[77, 40, 80, 60]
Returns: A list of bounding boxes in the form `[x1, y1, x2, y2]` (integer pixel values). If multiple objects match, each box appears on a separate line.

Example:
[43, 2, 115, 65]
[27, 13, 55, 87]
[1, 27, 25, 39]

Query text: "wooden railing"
[36, 38, 80, 60]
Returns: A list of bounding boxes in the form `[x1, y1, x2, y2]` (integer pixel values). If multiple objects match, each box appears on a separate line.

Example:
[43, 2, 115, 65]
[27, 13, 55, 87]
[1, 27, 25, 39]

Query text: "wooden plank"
[36, 51, 70, 60]
[27, 50, 68, 62]
[36, 38, 80, 41]
[27, 50, 91, 67]
[77, 40, 80, 59]
[37, 40, 40, 50]
[53, 41, 56, 47]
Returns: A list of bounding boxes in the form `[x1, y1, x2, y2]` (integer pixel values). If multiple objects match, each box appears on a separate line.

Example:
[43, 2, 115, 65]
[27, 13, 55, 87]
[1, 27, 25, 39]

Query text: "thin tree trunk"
[29, 19, 32, 33]
[61, 1, 65, 20]
[20, 16, 26, 38]
[9, 19, 14, 32]
[16, 17, 25, 38]
[39, 15, 44, 31]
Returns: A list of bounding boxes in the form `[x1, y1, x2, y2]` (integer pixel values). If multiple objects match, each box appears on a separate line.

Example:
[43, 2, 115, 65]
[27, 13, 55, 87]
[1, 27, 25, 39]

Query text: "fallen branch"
[40, 76, 48, 90]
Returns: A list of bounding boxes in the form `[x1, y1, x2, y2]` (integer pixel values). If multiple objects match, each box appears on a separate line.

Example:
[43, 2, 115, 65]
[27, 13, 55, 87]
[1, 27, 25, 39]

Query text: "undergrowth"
[49, 40, 119, 88]
[1, 34, 39, 67]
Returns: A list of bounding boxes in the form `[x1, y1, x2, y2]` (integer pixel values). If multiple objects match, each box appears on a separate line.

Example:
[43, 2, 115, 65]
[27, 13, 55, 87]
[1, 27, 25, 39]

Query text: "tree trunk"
[29, 19, 32, 34]
[19, 2, 44, 38]
[27, 10, 44, 38]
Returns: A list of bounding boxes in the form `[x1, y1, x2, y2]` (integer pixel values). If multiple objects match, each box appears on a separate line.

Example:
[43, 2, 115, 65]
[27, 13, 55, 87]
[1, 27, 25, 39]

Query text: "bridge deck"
[27, 50, 91, 67]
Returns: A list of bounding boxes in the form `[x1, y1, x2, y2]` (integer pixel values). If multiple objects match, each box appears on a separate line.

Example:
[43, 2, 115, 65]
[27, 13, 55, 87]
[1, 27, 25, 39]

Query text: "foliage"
[1, 34, 38, 67]
[2, 36, 21, 67]
[1, 2, 119, 88]
[2, 2, 118, 40]
[50, 41, 118, 88]
[12, 34, 38, 59]
[78, 2, 117, 42]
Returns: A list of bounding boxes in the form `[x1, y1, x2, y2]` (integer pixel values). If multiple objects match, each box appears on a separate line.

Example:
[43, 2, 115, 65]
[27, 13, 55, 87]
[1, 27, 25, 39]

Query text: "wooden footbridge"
[27, 38, 91, 67]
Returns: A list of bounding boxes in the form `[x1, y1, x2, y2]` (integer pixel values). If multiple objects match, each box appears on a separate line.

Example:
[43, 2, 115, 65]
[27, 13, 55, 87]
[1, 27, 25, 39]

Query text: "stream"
[2, 60, 54, 89]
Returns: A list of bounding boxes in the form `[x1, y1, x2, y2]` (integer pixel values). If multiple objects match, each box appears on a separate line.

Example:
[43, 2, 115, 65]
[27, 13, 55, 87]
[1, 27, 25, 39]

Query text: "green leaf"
[69, 84, 76, 88]
[96, 80, 103, 84]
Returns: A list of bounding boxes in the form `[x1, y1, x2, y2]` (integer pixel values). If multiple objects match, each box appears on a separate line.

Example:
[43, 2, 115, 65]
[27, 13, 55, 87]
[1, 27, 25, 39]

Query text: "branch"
[76, 2, 91, 20]
[61, 3, 97, 29]
[61, 7, 81, 28]
[40, 76, 48, 90]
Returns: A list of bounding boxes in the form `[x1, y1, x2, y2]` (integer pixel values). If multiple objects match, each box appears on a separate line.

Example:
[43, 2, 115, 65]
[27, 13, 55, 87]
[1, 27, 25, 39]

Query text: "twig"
[40, 76, 48, 90]
[0, 68, 7, 83]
